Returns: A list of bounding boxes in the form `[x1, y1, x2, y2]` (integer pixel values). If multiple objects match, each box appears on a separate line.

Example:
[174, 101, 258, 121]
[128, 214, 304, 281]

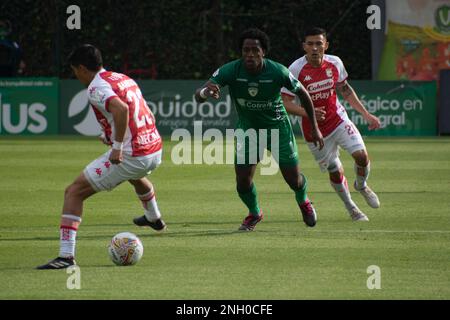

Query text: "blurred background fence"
[0, 0, 371, 79]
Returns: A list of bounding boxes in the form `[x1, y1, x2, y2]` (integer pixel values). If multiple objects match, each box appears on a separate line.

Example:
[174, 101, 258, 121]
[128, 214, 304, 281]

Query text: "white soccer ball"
[108, 232, 144, 266]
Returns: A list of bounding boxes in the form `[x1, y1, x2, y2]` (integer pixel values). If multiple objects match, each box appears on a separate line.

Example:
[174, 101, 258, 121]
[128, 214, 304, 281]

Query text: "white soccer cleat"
[355, 183, 380, 209]
[349, 207, 369, 222]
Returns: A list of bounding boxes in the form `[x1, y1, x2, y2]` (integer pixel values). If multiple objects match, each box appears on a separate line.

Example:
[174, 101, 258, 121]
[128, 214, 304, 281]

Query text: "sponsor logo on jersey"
[310, 91, 331, 101]
[304, 75, 312, 81]
[237, 98, 273, 110]
[306, 78, 334, 93]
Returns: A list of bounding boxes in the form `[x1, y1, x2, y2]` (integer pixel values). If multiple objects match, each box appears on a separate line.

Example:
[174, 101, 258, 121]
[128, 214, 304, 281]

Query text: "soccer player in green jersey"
[195, 28, 324, 231]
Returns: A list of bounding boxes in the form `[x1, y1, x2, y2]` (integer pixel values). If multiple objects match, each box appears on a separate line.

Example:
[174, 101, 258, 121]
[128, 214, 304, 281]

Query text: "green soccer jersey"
[210, 58, 303, 129]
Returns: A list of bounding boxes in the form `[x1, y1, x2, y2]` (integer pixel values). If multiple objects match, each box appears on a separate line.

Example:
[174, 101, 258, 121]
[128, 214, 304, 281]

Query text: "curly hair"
[238, 28, 270, 53]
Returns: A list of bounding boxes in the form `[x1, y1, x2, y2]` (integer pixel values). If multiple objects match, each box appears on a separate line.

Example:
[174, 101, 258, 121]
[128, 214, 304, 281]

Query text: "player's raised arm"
[108, 97, 129, 164]
[336, 80, 381, 130]
[195, 80, 221, 103]
[294, 86, 324, 149]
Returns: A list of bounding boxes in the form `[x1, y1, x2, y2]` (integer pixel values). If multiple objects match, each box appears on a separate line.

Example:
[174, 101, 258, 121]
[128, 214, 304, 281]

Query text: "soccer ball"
[108, 232, 144, 266]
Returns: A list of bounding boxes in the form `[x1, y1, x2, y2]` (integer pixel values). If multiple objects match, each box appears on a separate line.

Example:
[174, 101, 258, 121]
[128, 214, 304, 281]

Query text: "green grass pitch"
[0, 136, 449, 299]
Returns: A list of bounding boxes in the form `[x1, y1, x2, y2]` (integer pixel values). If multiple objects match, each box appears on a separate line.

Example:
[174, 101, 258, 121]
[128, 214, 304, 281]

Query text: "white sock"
[138, 190, 161, 222]
[330, 176, 357, 211]
[354, 161, 370, 189]
[59, 214, 81, 259]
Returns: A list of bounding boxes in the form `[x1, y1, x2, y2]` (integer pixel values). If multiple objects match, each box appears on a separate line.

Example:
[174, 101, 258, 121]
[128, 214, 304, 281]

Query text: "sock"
[59, 214, 81, 259]
[354, 161, 370, 189]
[294, 173, 309, 205]
[138, 188, 161, 222]
[237, 183, 261, 216]
[330, 174, 357, 211]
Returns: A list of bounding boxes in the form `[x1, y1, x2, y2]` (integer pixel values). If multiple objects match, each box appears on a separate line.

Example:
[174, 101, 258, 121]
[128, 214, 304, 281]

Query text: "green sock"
[294, 173, 308, 205]
[238, 183, 261, 216]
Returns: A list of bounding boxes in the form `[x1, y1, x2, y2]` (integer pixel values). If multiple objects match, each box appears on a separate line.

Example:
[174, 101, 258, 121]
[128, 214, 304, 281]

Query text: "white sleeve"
[281, 63, 299, 97]
[335, 57, 348, 83]
[88, 81, 118, 112]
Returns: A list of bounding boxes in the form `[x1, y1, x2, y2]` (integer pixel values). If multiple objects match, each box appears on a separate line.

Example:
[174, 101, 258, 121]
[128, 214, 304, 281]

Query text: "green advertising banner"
[59, 80, 237, 136]
[59, 80, 93, 135]
[0, 78, 59, 135]
[59, 80, 436, 137]
[343, 81, 436, 136]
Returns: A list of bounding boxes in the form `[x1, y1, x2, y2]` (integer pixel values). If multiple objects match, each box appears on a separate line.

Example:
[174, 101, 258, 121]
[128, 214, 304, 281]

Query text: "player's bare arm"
[282, 93, 326, 121]
[108, 97, 129, 164]
[195, 81, 220, 102]
[336, 80, 381, 130]
[295, 87, 324, 149]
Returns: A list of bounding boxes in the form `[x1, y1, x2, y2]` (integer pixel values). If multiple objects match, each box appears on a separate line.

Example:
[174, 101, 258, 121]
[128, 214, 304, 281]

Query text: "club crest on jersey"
[248, 83, 259, 97]
[326, 68, 333, 78]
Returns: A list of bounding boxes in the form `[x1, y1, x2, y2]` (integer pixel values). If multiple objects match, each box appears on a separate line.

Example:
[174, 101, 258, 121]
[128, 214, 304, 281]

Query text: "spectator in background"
[0, 19, 25, 77]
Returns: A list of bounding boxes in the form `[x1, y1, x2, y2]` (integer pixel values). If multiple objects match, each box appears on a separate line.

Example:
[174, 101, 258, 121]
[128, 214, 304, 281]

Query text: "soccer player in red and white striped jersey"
[37, 45, 165, 269]
[282, 27, 381, 222]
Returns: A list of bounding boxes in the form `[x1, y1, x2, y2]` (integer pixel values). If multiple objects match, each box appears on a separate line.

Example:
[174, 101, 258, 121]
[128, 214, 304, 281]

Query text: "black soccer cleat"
[133, 215, 167, 231]
[36, 257, 76, 270]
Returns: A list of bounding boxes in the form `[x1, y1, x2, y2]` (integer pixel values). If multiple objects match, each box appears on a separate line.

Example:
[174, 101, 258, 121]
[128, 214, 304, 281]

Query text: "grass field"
[0, 136, 449, 299]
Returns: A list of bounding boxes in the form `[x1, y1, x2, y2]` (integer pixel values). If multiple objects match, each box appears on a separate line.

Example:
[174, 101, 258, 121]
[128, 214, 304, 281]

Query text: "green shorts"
[234, 118, 299, 167]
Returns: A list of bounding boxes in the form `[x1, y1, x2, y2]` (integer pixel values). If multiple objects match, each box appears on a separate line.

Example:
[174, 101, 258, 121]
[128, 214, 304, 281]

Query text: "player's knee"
[64, 184, 75, 199]
[327, 158, 342, 173]
[286, 175, 302, 191]
[352, 150, 369, 167]
[236, 176, 253, 192]
[64, 183, 84, 200]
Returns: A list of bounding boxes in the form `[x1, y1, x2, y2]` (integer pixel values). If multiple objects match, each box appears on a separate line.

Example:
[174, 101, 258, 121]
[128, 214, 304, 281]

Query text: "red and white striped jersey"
[282, 54, 349, 142]
[87, 69, 162, 156]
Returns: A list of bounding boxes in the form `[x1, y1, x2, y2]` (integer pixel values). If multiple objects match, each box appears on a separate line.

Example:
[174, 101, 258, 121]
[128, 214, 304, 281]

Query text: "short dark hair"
[239, 28, 270, 53]
[303, 27, 327, 42]
[68, 44, 103, 71]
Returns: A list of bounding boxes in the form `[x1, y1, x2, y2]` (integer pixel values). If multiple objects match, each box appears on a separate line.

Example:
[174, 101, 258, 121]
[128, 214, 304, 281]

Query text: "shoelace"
[300, 201, 313, 215]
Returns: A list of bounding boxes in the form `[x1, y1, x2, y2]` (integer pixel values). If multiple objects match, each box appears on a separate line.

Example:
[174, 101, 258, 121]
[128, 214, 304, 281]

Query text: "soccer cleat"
[349, 207, 369, 221]
[36, 257, 76, 270]
[354, 183, 380, 208]
[238, 212, 263, 231]
[133, 215, 167, 231]
[299, 200, 317, 227]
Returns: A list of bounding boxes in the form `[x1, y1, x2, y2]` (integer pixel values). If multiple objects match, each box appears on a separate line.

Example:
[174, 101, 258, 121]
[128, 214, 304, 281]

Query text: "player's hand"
[365, 113, 381, 130]
[109, 148, 123, 165]
[315, 107, 326, 122]
[311, 127, 324, 150]
[205, 83, 220, 99]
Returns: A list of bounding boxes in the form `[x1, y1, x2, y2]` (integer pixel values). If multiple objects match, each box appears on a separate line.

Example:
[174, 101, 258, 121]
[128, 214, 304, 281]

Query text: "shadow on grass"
[0, 228, 267, 242]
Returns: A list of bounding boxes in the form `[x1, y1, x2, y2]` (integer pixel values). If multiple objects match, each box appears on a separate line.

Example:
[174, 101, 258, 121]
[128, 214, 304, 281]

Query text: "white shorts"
[84, 150, 162, 192]
[306, 120, 366, 172]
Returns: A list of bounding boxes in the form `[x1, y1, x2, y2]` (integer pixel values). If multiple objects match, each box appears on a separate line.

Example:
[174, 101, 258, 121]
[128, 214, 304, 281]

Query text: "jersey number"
[345, 124, 355, 135]
[126, 89, 153, 128]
